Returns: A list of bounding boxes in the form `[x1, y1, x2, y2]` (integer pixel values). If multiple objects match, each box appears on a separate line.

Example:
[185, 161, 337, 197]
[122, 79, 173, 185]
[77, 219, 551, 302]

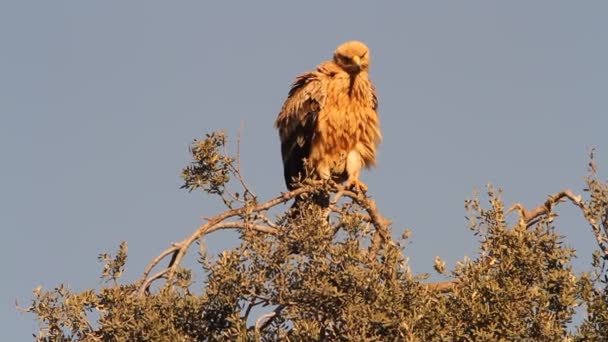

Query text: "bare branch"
[507, 189, 608, 259]
[138, 244, 180, 287]
[138, 269, 171, 296]
[507, 189, 583, 227]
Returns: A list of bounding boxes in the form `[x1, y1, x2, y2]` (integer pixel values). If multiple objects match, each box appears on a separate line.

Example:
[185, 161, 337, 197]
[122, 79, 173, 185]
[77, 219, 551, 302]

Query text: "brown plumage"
[275, 41, 382, 194]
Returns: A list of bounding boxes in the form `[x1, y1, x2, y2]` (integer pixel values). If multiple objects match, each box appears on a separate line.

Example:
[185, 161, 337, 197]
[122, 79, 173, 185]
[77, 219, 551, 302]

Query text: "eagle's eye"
[339, 56, 350, 64]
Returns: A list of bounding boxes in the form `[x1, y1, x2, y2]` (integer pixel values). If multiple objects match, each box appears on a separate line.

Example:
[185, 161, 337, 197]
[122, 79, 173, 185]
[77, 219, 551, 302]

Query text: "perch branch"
[138, 179, 395, 297]
[339, 189, 392, 260]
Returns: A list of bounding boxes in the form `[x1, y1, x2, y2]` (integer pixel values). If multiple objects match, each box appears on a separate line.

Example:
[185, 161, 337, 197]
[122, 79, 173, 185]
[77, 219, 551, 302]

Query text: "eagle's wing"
[275, 72, 326, 190]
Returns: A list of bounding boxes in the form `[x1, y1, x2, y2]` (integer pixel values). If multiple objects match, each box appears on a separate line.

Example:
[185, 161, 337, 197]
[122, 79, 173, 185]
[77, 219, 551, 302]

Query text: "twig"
[223, 185, 243, 205]
[258, 212, 280, 230]
[233, 123, 256, 199]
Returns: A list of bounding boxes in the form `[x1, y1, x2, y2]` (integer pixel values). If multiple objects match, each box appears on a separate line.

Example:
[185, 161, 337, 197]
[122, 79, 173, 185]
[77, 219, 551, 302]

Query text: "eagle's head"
[333, 41, 370, 75]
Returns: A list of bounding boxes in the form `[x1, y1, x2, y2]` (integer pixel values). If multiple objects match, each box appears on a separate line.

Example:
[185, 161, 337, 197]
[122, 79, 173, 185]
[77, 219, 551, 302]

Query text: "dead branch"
[507, 189, 608, 259]
[507, 189, 583, 227]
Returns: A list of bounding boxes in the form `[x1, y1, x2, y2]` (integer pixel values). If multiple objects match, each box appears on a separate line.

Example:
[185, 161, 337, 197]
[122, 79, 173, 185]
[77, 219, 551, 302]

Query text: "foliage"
[181, 131, 234, 196]
[26, 133, 608, 341]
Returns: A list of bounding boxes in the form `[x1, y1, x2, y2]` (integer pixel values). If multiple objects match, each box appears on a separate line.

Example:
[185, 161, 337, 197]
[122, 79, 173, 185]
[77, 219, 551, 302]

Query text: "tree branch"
[138, 244, 180, 288]
[136, 186, 318, 297]
[507, 189, 583, 227]
[139, 268, 171, 295]
[338, 190, 392, 261]
[137, 179, 396, 297]
[507, 189, 608, 259]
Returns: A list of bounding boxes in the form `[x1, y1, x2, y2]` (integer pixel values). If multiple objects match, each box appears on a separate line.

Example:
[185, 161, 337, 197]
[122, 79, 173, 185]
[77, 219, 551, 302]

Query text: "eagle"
[275, 41, 382, 195]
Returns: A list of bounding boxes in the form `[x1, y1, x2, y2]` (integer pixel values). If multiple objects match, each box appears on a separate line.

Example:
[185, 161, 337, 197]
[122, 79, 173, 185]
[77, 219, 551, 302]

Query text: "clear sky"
[1, 1, 606, 339]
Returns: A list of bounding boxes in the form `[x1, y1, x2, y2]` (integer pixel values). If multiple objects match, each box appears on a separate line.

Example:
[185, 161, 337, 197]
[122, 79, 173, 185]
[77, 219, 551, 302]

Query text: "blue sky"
[1, 1, 607, 339]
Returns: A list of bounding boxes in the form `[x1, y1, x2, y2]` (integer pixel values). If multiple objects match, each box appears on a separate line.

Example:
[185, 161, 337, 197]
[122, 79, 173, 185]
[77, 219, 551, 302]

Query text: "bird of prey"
[275, 41, 382, 194]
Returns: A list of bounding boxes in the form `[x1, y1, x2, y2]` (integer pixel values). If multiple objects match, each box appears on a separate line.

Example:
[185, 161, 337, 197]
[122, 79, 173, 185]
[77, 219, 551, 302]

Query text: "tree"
[26, 132, 608, 341]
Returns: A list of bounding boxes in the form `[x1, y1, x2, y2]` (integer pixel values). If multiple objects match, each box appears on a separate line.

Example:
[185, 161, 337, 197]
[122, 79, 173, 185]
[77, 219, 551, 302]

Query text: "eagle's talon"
[346, 179, 368, 193]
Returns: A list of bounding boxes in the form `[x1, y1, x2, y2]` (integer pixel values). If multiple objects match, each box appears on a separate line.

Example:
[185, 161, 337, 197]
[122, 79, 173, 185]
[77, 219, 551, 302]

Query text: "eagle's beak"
[352, 55, 361, 68]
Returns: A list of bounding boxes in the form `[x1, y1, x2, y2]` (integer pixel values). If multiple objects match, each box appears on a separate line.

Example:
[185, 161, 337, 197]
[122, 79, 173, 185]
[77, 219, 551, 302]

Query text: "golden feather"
[275, 41, 381, 192]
